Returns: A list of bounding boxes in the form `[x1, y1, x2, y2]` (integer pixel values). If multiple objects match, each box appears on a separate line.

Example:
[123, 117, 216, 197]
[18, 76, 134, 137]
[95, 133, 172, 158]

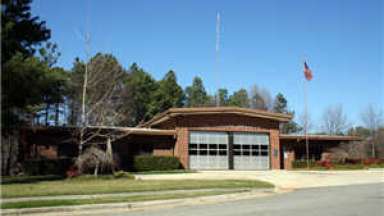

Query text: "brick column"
[174, 128, 189, 169]
[284, 151, 295, 170]
[269, 130, 281, 169]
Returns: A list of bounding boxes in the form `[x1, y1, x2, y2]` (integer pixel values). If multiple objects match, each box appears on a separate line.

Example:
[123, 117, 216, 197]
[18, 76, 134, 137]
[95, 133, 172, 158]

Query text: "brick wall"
[174, 128, 189, 168]
[36, 145, 58, 159]
[284, 150, 295, 170]
[158, 114, 282, 170]
[152, 143, 174, 157]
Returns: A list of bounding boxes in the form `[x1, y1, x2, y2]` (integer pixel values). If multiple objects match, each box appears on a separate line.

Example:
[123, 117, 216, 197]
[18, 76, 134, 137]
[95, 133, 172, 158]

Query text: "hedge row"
[21, 156, 182, 176]
[1, 175, 64, 184]
[292, 159, 384, 170]
[292, 160, 317, 168]
[23, 158, 73, 176]
[133, 155, 181, 172]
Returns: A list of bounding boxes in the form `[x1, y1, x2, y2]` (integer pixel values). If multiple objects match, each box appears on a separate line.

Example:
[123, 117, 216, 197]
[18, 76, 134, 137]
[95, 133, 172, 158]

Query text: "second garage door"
[233, 132, 270, 170]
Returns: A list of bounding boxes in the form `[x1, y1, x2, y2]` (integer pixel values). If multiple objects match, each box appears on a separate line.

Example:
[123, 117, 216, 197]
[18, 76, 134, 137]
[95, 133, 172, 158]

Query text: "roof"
[25, 126, 176, 136]
[280, 134, 362, 141]
[86, 126, 176, 136]
[142, 107, 292, 127]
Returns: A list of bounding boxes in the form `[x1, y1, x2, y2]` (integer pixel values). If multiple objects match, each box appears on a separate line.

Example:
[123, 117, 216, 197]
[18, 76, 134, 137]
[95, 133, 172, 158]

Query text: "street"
[113, 183, 384, 216]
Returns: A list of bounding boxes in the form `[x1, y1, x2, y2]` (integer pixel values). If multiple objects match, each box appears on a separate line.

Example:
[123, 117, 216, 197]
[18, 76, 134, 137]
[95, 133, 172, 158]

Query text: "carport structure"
[279, 134, 362, 169]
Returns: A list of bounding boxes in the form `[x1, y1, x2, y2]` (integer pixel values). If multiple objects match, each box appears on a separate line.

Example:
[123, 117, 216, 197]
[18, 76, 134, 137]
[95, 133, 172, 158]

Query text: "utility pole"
[215, 12, 221, 106]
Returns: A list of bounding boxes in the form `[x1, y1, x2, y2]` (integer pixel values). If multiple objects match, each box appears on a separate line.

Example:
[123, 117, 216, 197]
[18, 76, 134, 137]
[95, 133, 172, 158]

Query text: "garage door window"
[189, 132, 228, 156]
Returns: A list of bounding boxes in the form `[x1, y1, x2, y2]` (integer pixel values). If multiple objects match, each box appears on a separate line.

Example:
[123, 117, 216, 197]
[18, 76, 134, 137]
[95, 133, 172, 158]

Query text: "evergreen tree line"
[0, 0, 300, 134]
[4, 0, 381, 138]
[32, 53, 302, 133]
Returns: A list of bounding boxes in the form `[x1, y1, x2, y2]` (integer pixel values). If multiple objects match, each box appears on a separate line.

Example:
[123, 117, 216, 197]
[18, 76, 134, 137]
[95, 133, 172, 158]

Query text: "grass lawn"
[134, 170, 197, 175]
[294, 163, 384, 170]
[1, 179, 273, 198]
[1, 190, 248, 209]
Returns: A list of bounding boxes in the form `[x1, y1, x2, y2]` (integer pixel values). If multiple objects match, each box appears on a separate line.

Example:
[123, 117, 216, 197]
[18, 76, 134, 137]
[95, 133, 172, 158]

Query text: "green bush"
[134, 156, 181, 172]
[292, 160, 317, 169]
[113, 171, 135, 179]
[70, 175, 115, 181]
[332, 163, 365, 170]
[23, 158, 73, 176]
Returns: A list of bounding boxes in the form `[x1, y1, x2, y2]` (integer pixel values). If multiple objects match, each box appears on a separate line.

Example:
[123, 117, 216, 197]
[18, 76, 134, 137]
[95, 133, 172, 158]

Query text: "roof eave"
[142, 107, 292, 127]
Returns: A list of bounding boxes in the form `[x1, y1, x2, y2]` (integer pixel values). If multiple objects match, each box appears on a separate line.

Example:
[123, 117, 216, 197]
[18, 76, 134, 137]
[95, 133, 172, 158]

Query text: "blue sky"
[32, 0, 383, 129]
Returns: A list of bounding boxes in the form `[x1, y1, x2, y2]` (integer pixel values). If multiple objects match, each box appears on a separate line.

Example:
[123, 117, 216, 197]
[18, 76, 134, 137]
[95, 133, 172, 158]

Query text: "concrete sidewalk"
[135, 170, 384, 189]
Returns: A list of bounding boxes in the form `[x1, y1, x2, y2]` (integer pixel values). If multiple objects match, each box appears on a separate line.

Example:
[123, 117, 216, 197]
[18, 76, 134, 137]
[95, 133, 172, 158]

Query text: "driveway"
[114, 183, 384, 216]
[136, 170, 384, 189]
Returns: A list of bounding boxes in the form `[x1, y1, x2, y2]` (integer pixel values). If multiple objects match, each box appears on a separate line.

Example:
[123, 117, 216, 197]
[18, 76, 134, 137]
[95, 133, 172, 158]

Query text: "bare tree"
[75, 145, 113, 176]
[328, 141, 369, 162]
[71, 53, 131, 174]
[249, 85, 272, 110]
[298, 111, 314, 134]
[321, 105, 349, 135]
[361, 105, 383, 158]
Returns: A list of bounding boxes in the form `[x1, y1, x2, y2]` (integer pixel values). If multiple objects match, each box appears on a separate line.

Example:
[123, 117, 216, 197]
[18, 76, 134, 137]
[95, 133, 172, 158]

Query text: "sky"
[31, 0, 383, 129]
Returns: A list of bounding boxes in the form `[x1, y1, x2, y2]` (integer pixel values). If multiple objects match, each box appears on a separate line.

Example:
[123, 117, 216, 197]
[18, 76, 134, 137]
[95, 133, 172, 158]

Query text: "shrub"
[345, 158, 362, 164]
[316, 160, 333, 169]
[292, 160, 316, 169]
[134, 156, 181, 172]
[113, 171, 135, 179]
[328, 147, 348, 164]
[69, 175, 115, 181]
[332, 163, 365, 170]
[75, 146, 116, 175]
[23, 158, 73, 176]
[66, 166, 79, 178]
[363, 158, 382, 165]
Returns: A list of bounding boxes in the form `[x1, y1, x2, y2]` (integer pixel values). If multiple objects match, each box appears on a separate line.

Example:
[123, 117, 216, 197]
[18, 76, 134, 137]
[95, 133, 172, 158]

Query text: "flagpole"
[304, 78, 310, 169]
[303, 60, 310, 169]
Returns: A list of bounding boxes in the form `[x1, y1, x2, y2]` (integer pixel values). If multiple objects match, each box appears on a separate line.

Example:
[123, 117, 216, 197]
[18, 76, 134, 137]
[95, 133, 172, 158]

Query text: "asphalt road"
[116, 183, 384, 216]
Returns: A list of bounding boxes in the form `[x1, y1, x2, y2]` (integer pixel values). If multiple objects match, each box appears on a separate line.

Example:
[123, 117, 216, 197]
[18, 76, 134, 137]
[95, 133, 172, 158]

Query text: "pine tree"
[185, 76, 209, 107]
[228, 89, 250, 108]
[151, 70, 184, 114]
[272, 93, 302, 134]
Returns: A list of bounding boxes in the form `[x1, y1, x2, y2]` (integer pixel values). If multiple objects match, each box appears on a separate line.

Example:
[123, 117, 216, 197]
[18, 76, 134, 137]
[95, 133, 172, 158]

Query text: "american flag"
[304, 61, 313, 81]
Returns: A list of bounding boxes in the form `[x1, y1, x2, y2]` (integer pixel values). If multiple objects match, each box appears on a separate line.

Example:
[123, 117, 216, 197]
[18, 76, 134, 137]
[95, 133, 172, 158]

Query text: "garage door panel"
[233, 132, 270, 170]
[189, 131, 228, 170]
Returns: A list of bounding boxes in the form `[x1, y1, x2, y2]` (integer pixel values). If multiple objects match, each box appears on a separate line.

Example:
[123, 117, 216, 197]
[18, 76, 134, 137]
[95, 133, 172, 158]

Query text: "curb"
[1, 189, 279, 215]
[1, 188, 252, 203]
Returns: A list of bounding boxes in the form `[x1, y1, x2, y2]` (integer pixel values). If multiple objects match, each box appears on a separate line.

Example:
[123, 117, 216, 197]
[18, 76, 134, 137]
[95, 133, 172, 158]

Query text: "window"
[233, 132, 269, 158]
[189, 131, 228, 157]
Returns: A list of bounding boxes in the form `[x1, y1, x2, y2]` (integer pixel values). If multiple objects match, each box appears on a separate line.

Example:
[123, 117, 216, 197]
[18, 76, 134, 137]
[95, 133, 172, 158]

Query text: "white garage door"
[233, 132, 270, 170]
[189, 131, 229, 170]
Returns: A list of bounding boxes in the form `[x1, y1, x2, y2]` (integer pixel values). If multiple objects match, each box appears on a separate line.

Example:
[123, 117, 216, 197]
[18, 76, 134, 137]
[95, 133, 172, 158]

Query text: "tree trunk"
[1, 132, 19, 176]
[45, 103, 50, 126]
[371, 130, 376, 158]
[55, 103, 60, 126]
[94, 162, 99, 176]
[106, 137, 114, 172]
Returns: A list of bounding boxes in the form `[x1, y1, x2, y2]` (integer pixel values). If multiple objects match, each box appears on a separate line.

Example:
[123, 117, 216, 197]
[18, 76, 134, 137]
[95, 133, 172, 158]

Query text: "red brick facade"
[152, 114, 283, 169]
